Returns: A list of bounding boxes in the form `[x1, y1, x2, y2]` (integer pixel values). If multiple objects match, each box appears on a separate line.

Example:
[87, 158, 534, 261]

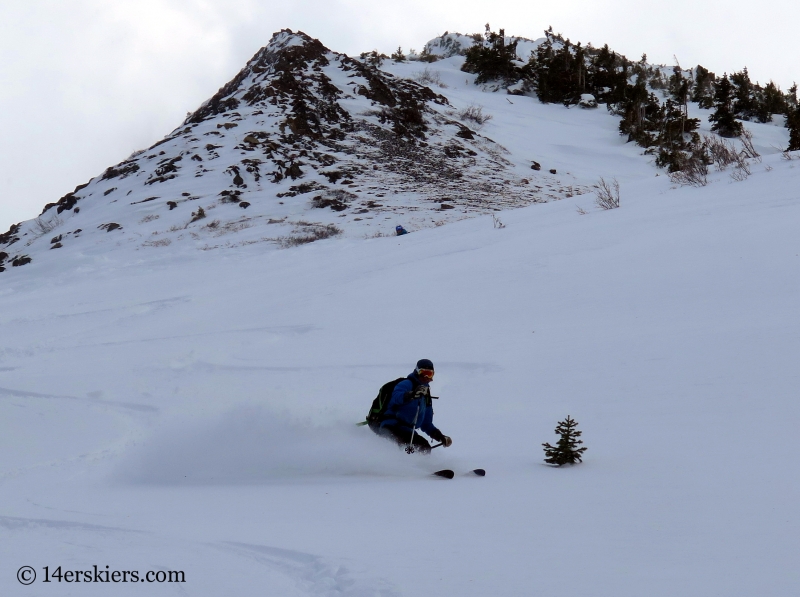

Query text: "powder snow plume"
[117, 406, 432, 484]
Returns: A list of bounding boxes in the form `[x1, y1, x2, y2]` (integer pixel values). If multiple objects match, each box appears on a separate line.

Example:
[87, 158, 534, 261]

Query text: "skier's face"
[417, 368, 434, 383]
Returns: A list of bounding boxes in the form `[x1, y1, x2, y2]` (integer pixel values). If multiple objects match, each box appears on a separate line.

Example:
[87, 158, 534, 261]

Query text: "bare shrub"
[669, 157, 708, 187]
[705, 134, 739, 170]
[414, 68, 447, 88]
[780, 149, 794, 161]
[576, 206, 588, 215]
[33, 214, 63, 236]
[730, 167, 749, 182]
[142, 238, 172, 247]
[190, 207, 206, 222]
[730, 152, 751, 181]
[204, 219, 220, 229]
[595, 177, 620, 209]
[734, 153, 751, 175]
[220, 220, 254, 233]
[277, 224, 343, 248]
[458, 105, 492, 125]
[139, 214, 160, 223]
[739, 129, 761, 162]
[492, 214, 505, 228]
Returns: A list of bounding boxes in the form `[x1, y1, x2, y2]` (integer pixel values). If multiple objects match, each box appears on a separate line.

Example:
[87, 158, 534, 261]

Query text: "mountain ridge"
[2, 29, 581, 274]
[1, 27, 793, 275]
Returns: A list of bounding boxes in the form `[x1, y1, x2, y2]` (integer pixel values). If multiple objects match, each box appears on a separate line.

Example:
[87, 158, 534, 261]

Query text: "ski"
[432, 469, 485, 479]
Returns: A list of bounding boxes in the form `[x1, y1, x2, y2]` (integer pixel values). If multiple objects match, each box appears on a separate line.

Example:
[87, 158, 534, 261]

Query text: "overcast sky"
[1, 0, 797, 232]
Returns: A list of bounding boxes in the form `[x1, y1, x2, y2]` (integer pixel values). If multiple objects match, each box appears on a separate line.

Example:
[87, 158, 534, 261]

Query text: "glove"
[441, 435, 452, 448]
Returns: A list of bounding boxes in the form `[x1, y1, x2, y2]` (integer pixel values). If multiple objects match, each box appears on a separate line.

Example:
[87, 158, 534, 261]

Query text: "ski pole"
[406, 406, 420, 454]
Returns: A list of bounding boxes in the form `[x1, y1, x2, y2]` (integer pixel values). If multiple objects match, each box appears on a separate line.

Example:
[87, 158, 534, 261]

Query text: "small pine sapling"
[542, 415, 587, 466]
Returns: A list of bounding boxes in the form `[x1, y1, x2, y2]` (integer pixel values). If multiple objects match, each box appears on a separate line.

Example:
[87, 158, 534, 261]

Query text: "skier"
[395, 225, 408, 236]
[372, 359, 452, 453]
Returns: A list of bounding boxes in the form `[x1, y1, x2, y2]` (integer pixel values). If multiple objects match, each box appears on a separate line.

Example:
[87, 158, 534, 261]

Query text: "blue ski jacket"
[379, 372, 442, 440]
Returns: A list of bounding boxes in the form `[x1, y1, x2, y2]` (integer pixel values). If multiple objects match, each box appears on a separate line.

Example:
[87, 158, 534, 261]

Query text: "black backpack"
[361, 377, 408, 427]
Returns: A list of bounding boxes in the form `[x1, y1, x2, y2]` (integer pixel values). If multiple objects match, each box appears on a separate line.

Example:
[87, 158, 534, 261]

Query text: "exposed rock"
[101, 162, 140, 181]
[0, 224, 21, 247]
[11, 255, 32, 267]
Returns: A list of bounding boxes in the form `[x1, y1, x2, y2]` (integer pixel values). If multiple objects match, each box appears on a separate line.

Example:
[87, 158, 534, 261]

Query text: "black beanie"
[416, 359, 434, 371]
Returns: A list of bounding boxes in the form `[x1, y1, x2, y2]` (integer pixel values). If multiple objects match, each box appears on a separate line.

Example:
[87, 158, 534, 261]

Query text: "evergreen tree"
[693, 65, 715, 108]
[788, 104, 800, 151]
[653, 99, 699, 171]
[649, 69, 667, 90]
[667, 66, 691, 141]
[669, 66, 690, 107]
[786, 83, 798, 110]
[588, 45, 629, 105]
[759, 81, 787, 121]
[709, 74, 743, 137]
[618, 81, 659, 146]
[630, 53, 648, 80]
[542, 416, 587, 466]
[573, 43, 587, 98]
[730, 68, 756, 120]
[530, 33, 559, 102]
[359, 50, 385, 69]
[532, 35, 583, 104]
[391, 46, 406, 62]
[461, 25, 520, 84]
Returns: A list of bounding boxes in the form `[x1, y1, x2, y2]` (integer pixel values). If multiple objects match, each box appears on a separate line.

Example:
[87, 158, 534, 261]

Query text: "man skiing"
[372, 359, 452, 453]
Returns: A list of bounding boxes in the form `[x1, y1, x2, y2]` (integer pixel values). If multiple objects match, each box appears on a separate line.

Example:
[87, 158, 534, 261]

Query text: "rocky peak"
[1, 29, 570, 274]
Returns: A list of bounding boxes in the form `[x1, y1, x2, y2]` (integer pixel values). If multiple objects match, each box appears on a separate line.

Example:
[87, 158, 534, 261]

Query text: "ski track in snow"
[218, 542, 401, 597]
[1, 514, 398, 596]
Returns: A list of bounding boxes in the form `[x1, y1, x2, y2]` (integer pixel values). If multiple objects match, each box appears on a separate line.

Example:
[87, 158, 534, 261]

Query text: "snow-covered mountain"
[2, 26, 799, 597]
[1, 29, 601, 274]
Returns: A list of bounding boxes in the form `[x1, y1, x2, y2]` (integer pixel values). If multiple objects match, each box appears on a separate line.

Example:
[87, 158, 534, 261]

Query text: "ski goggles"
[416, 368, 434, 379]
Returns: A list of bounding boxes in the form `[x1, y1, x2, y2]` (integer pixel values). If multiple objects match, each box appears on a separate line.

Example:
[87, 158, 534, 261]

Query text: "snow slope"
[2, 30, 800, 597]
